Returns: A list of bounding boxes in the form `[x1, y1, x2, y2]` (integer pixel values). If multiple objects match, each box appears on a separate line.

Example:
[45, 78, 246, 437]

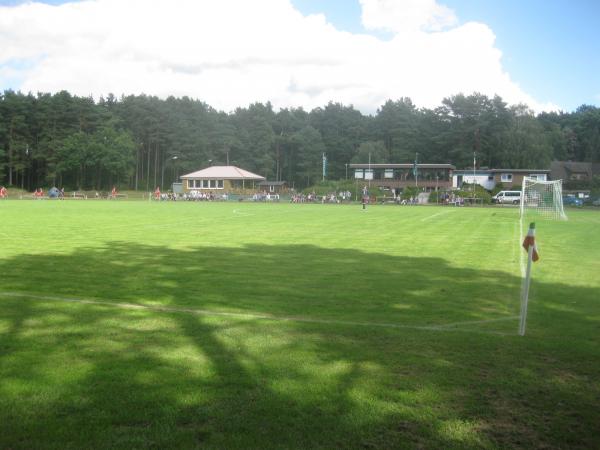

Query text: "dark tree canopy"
[1, 89, 598, 190]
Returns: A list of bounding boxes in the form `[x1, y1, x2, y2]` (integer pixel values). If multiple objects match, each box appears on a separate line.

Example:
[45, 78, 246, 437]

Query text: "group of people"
[153, 188, 229, 201]
[182, 190, 225, 201]
[33, 188, 45, 198]
[439, 192, 465, 206]
[290, 190, 354, 204]
[252, 192, 280, 202]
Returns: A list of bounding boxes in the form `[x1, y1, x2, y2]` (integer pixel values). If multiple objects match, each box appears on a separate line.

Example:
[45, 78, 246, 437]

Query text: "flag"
[522, 223, 539, 262]
[412, 153, 418, 177]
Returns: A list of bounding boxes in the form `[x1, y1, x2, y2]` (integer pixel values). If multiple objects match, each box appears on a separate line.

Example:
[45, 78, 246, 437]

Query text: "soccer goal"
[520, 177, 567, 221]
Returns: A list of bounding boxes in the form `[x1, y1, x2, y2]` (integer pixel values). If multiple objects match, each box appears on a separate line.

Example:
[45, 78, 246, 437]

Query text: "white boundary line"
[420, 209, 456, 222]
[0, 291, 515, 336]
[232, 209, 255, 217]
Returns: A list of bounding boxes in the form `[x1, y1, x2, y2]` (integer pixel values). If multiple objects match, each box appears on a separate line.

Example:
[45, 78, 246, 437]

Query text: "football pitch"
[1, 201, 599, 449]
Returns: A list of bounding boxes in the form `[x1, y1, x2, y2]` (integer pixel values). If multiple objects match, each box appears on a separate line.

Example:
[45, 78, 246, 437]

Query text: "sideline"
[0, 291, 515, 336]
[420, 209, 456, 222]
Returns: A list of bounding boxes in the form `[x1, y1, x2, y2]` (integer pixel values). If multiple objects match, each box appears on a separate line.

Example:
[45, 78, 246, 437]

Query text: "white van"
[492, 190, 521, 205]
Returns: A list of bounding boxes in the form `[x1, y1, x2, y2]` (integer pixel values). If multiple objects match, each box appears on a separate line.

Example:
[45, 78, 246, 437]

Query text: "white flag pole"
[519, 223, 535, 336]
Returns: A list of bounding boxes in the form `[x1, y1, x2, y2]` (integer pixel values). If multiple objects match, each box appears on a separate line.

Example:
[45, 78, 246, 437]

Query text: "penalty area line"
[420, 209, 456, 222]
[0, 291, 513, 336]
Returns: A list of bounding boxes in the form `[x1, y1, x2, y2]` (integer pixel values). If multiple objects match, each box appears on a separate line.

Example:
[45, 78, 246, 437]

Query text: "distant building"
[180, 166, 265, 193]
[453, 168, 550, 190]
[258, 181, 288, 194]
[349, 163, 455, 194]
[550, 161, 598, 182]
[452, 170, 495, 190]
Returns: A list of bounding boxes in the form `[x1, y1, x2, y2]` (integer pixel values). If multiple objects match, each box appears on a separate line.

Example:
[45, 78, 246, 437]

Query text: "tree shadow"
[0, 243, 599, 449]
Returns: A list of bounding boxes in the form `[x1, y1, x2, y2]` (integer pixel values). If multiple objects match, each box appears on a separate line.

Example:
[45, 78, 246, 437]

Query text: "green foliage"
[303, 179, 355, 195]
[491, 182, 505, 195]
[453, 184, 493, 203]
[2, 90, 600, 191]
[400, 186, 420, 200]
[351, 141, 387, 164]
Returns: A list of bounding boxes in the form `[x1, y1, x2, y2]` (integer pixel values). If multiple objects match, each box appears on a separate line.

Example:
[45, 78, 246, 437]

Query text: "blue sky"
[1, 0, 598, 113]
[292, 0, 600, 112]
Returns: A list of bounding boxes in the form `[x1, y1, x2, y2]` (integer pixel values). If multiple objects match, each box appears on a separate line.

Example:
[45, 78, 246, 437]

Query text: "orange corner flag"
[522, 222, 539, 262]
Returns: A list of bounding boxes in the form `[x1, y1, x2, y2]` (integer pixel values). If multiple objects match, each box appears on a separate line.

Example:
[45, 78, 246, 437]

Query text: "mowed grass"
[0, 200, 599, 449]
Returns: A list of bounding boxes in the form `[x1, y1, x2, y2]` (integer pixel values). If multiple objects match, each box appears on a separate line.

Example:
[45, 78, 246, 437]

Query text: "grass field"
[1, 200, 599, 449]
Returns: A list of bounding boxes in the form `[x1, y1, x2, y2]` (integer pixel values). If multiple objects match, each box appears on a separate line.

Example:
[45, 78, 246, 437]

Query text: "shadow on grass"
[0, 243, 599, 449]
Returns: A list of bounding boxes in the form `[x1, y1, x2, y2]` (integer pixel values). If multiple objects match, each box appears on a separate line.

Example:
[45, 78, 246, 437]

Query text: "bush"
[303, 180, 356, 196]
[491, 183, 505, 196]
[432, 185, 492, 204]
[400, 186, 420, 200]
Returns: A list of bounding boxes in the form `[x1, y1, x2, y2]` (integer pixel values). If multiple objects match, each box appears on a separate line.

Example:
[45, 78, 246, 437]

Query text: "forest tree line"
[1, 89, 599, 191]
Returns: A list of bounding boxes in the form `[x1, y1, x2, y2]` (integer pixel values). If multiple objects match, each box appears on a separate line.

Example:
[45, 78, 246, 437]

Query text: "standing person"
[0, 186, 7, 199]
[154, 186, 161, 200]
[362, 185, 368, 210]
[111, 186, 117, 199]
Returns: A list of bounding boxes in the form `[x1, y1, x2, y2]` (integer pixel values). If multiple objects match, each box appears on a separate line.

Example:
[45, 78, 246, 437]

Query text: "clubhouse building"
[350, 163, 455, 193]
[180, 166, 265, 193]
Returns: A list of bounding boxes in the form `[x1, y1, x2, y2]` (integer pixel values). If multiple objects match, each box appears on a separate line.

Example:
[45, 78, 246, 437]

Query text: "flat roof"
[490, 169, 550, 173]
[349, 163, 455, 169]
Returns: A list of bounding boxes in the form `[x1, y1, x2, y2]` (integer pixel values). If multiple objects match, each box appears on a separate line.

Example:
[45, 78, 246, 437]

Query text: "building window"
[384, 169, 394, 179]
[202, 180, 209, 188]
[365, 169, 374, 180]
[354, 169, 364, 179]
[217, 180, 224, 189]
[501, 173, 513, 182]
[531, 174, 547, 181]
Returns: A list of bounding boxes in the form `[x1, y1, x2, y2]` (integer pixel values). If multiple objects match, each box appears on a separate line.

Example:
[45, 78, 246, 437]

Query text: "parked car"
[563, 195, 583, 207]
[592, 198, 600, 207]
[492, 190, 521, 205]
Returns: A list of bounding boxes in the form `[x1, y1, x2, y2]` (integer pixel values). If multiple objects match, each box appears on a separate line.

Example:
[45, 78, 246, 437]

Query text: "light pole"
[161, 156, 178, 190]
[368, 152, 371, 188]
[345, 163, 348, 180]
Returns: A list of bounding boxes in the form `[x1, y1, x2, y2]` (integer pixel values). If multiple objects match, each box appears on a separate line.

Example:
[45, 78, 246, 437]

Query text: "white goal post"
[520, 177, 567, 221]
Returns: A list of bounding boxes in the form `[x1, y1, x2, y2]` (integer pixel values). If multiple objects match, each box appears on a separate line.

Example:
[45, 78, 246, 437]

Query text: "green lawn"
[1, 200, 599, 449]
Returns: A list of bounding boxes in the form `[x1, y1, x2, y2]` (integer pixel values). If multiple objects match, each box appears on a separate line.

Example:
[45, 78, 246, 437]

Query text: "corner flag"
[519, 222, 538, 336]
[522, 223, 539, 262]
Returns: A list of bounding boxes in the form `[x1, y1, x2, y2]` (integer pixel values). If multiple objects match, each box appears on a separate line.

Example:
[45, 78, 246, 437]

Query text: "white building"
[453, 169, 550, 190]
[452, 170, 495, 190]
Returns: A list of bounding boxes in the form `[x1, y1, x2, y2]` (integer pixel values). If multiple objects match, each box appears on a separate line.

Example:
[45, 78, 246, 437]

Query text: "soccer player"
[0, 186, 7, 199]
[111, 186, 117, 199]
[154, 186, 161, 200]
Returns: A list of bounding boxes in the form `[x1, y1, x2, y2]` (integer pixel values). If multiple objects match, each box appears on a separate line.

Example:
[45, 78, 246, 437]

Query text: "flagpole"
[473, 152, 476, 195]
[414, 152, 418, 188]
[519, 222, 536, 336]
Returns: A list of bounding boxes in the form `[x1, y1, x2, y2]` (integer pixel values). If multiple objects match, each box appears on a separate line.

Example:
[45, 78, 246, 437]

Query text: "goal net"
[520, 177, 567, 221]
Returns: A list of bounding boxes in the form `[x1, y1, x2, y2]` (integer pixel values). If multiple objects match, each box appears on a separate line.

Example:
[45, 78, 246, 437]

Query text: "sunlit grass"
[0, 201, 599, 449]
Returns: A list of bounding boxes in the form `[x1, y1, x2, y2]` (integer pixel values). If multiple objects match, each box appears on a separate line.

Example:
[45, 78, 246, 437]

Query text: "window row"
[188, 179, 224, 189]
[354, 169, 450, 181]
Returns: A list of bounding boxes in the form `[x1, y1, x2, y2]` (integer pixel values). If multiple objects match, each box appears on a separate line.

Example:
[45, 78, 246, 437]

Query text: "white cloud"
[0, 0, 558, 112]
[360, 0, 458, 32]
